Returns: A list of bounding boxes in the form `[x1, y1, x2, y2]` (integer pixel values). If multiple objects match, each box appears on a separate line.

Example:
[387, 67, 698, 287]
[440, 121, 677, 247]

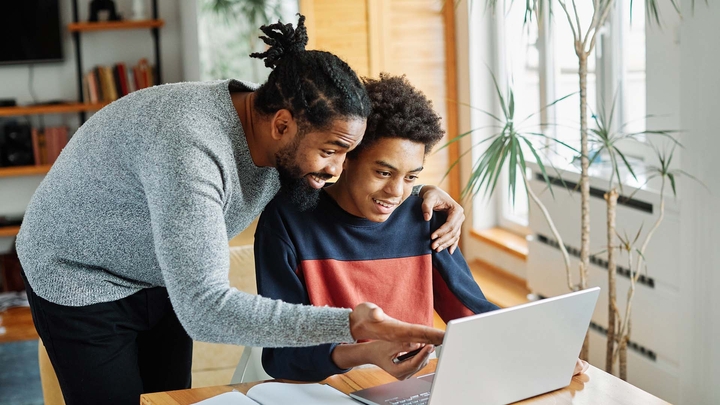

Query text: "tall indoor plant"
[585, 100, 691, 378]
[604, 142, 700, 379]
[478, 0, 695, 361]
[445, 74, 578, 289]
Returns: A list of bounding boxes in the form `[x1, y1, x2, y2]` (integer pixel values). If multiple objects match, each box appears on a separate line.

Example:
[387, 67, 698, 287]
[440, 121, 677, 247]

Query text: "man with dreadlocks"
[16, 15, 462, 404]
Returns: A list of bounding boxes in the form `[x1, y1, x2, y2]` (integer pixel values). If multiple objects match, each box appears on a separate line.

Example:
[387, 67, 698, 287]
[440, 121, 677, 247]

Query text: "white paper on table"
[191, 391, 259, 405]
[247, 382, 357, 404]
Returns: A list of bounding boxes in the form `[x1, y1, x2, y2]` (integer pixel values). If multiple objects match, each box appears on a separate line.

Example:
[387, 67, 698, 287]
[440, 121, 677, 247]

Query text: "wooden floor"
[0, 306, 39, 344]
[0, 260, 528, 344]
[432, 259, 530, 330]
[468, 259, 531, 309]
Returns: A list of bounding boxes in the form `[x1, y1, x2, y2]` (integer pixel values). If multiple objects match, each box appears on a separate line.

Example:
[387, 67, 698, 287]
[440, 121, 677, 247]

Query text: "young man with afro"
[252, 74, 500, 381]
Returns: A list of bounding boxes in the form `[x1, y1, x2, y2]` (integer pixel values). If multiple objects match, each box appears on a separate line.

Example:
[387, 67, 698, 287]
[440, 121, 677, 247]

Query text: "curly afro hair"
[348, 73, 444, 159]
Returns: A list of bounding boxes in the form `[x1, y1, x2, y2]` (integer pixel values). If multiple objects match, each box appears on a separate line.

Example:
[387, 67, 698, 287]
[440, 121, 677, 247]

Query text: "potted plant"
[472, 0, 701, 365]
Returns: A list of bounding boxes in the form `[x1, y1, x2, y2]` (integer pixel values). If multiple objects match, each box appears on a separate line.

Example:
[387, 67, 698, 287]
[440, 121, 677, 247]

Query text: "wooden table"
[140, 360, 670, 405]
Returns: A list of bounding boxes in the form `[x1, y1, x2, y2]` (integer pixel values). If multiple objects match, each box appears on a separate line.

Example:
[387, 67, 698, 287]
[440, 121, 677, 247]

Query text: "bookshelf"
[0, 226, 21, 238]
[0, 165, 52, 178]
[68, 19, 164, 32]
[0, 164, 50, 242]
[0, 102, 107, 118]
[0, 1, 164, 246]
[0, 5, 161, 122]
[71, 0, 162, 123]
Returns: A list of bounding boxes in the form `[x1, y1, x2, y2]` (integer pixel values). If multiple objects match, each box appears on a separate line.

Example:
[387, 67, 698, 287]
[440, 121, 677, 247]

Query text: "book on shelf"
[83, 59, 155, 104]
[87, 69, 99, 104]
[82, 74, 91, 105]
[115, 62, 129, 96]
[30, 126, 69, 166]
[101, 66, 118, 102]
[30, 128, 44, 166]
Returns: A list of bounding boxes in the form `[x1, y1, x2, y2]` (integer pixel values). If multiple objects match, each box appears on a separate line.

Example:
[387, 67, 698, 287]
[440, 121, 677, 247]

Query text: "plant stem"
[605, 188, 619, 373]
[619, 333, 628, 380]
[635, 180, 666, 275]
[577, 50, 590, 291]
[616, 179, 666, 380]
[577, 47, 591, 362]
[586, 0, 616, 52]
[522, 170, 574, 290]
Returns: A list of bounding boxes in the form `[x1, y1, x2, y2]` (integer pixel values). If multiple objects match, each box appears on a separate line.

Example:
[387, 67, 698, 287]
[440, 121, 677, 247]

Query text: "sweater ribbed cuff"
[300, 307, 354, 344]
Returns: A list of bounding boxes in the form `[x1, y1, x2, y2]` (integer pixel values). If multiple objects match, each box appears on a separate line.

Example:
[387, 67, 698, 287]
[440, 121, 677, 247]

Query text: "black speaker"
[0, 123, 35, 167]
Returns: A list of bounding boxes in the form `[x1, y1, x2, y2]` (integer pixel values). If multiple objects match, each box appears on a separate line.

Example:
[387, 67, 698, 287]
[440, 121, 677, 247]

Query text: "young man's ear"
[270, 109, 298, 141]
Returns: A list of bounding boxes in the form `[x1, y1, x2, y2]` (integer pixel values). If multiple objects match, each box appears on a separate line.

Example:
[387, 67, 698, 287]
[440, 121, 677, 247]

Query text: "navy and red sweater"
[254, 189, 499, 381]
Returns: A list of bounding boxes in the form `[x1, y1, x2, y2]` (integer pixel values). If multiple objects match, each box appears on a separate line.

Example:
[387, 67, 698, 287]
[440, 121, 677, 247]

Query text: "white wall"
[645, 1, 682, 168]
[677, 1, 720, 403]
[0, 0, 183, 254]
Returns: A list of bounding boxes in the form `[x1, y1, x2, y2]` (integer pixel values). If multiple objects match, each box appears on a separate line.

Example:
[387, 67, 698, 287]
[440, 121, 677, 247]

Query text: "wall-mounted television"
[0, 0, 63, 65]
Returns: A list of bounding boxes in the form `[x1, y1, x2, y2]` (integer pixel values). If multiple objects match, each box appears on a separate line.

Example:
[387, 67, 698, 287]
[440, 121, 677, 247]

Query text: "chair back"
[230, 346, 272, 384]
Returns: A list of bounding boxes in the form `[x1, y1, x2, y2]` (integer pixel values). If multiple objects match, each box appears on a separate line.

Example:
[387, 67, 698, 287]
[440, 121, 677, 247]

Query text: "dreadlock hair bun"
[250, 14, 309, 69]
[251, 14, 371, 132]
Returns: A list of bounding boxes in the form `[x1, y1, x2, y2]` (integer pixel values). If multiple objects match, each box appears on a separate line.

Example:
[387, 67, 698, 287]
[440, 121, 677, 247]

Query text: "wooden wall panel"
[386, 0, 450, 190]
[301, 0, 457, 192]
[301, 0, 370, 77]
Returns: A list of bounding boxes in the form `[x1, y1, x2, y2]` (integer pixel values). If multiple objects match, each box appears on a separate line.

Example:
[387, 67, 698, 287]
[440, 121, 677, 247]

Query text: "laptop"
[350, 287, 600, 405]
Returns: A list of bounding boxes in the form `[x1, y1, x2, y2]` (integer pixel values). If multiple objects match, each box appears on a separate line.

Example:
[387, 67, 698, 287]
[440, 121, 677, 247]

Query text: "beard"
[275, 140, 330, 212]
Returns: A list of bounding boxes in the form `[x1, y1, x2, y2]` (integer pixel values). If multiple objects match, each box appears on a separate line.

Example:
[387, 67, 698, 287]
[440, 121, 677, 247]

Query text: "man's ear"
[270, 109, 298, 141]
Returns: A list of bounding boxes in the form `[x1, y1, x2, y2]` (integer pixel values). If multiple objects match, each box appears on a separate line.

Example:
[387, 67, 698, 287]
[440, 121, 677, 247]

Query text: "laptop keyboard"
[385, 391, 431, 404]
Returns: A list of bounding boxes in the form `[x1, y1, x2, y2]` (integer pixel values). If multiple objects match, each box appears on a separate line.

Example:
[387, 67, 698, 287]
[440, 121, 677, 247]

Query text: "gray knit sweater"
[16, 79, 355, 347]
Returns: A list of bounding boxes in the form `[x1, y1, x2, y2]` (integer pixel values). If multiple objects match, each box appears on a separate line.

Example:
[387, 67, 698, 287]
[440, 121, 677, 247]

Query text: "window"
[197, 0, 298, 82]
[471, 0, 647, 232]
[494, 2, 538, 233]
[619, 0, 647, 139]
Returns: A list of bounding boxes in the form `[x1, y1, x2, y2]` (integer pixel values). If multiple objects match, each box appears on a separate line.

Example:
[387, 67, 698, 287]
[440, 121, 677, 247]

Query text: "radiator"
[526, 162, 681, 403]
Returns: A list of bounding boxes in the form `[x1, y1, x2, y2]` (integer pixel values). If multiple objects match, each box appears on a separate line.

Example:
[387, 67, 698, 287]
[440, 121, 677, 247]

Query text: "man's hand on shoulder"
[418, 185, 464, 254]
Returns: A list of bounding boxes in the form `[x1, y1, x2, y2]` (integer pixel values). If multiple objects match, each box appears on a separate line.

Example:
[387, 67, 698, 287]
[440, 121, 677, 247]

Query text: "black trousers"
[22, 272, 193, 405]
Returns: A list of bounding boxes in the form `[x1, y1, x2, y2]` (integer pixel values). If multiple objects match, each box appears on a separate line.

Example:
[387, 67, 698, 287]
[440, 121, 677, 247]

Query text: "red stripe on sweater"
[432, 267, 475, 322]
[299, 255, 434, 326]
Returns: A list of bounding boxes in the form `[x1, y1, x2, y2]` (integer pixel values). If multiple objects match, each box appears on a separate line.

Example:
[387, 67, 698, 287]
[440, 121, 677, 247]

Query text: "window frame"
[474, 0, 646, 235]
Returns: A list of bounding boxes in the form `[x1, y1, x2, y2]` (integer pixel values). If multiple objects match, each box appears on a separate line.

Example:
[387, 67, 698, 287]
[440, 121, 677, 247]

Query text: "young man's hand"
[332, 341, 434, 381]
[418, 185, 464, 254]
[349, 303, 444, 345]
[573, 358, 589, 375]
[368, 341, 435, 380]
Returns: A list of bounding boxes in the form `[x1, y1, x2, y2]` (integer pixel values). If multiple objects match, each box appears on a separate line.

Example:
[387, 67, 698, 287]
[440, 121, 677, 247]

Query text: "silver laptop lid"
[429, 287, 600, 405]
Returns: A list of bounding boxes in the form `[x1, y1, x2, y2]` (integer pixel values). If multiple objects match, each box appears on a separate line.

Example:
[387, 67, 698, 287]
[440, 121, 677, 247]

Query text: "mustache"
[309, 172, 333, 180]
